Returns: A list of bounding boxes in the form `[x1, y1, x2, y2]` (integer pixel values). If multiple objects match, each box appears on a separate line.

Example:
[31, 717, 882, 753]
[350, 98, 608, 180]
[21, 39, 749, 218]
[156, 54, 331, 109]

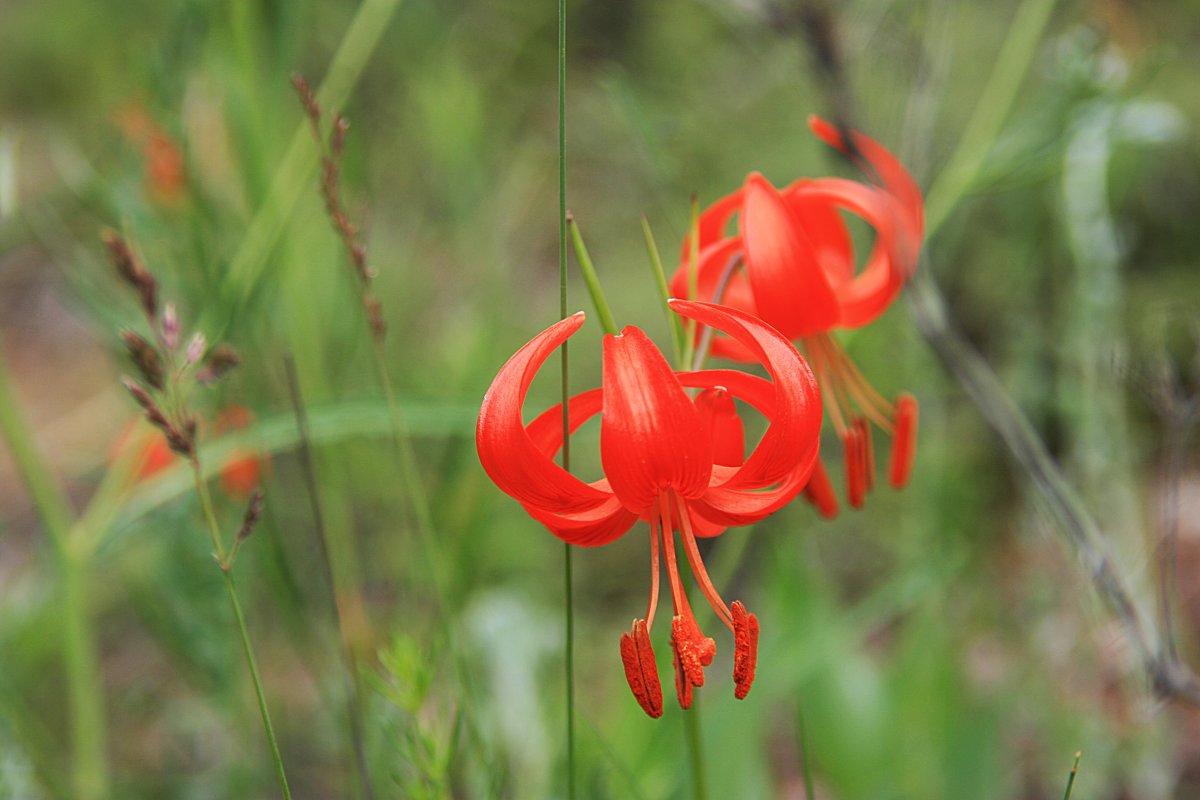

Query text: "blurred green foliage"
[1, 0, 1199, 798]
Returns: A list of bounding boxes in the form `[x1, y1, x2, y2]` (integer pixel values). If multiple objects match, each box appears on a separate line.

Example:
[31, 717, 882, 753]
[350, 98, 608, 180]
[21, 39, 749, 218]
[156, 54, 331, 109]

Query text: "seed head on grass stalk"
[292, 74, 385, 341]
[102, 229, 292, 798]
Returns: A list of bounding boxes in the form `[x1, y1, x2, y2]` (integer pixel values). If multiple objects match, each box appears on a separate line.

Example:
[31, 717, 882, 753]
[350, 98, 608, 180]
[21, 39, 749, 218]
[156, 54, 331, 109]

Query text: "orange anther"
[670, 615, 715, 709]
[843, 426, 865, 509]
[888, 393, 918, 489]
[802, 458, 839, 519]
[856, 417, 876, 492]
[731, 600, 759, 700]
[619, 619, 663, 718]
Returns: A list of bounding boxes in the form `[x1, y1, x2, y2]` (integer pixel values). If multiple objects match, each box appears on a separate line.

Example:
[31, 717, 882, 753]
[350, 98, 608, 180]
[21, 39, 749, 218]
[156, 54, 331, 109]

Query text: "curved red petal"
[788, 178, 906, 328]
[477, 313, 613, 515]
[670, 301, 821, 489]
[601, 327, 712, 515]
[808, 115, 925, 244]
[669, 237, 746, 305]
[525, 388, 603, 458]
[524, 496, 640, 548]
[740, 172, 839, 338]
[678, 187, 745, 265]
[693, 387, 744, 468]
[784, 180, 855, 289]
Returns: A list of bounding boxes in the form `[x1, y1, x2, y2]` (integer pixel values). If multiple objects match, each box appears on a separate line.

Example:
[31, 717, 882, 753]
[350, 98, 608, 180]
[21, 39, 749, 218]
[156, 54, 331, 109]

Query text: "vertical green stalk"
[682, 706, 707, 800]
[282, 355, 373, 800]
[1062, 752, 1081, 800]
[557, 0, 576, 796]
[190, 465, 293, 800]
[0, 347, 108, 800]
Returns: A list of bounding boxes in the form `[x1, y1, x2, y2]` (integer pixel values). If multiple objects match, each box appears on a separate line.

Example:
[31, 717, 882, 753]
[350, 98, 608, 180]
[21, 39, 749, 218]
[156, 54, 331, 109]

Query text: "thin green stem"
[681, 196, 701, 369]
[190, 464, 293, 800]
[1062, 751, 1081, 800]
[370, 343, 452, 606]
[682, 705, 707, 800]
[567, 215, 618, 335]
[796, 699, 816, 800]
[640, 215, 685, 366]
[922, 0, 1057, 238]
[283, 355, 374, 800]
[558, 0, 576, 796]
[0, 345, 108, 800]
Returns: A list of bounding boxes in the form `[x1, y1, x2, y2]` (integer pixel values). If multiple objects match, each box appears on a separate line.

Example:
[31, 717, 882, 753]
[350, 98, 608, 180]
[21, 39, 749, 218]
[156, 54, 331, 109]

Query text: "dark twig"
[795, 0, 1200, 709]
[906, 267, 1200, 705]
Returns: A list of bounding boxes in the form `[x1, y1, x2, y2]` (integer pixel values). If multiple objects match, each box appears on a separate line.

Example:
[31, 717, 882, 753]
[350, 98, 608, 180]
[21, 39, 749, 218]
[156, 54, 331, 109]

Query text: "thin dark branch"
[906, 267, 1200, 705]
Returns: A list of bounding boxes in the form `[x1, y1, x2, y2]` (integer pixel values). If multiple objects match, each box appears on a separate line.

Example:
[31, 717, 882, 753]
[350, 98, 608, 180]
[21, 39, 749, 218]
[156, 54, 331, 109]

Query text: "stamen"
[619, 619, 663, 718]
[802, 459, 839, 519]
[855, 416, 876, 493]
[843, 424, 866, 509]
[671, 614, 715, 709]
[888, 392, 918, 488]
[820, 333, 895, 431]
[659, 495, 690, 617]
[647, 512, 662, 630]
[674, 492, 733, 629]
[658, 493, 714, 709]
[805, 336, 849, 436]
[731, 600, 759, 700]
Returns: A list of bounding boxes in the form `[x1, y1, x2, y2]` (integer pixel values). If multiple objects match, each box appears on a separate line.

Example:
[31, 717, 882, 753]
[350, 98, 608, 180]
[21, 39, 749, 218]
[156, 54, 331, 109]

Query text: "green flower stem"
[0, 346, 108, 800]
[640, 216, 685, 366]
[567, 215, 618, 335]
[190, 463, 293, 800]
[922, 0, 1057, 239]
[283, 355, 373, 800]
[681, 196, 701, 369]
[558, 0, 576, 795]
[683, 705, 707, 800]
[1062, 752, 1081, 800]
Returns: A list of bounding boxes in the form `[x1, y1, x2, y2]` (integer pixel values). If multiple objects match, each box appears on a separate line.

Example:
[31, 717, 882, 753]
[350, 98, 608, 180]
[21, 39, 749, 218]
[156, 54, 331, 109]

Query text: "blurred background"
[1, 0, 1200, 797]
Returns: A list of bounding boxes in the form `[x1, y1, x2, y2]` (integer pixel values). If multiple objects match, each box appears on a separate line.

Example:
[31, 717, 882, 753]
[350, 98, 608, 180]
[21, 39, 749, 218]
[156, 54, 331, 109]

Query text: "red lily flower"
[477, 300, 822, 716]
[669, 116, 923, 516]
[109, 406, 266, 499]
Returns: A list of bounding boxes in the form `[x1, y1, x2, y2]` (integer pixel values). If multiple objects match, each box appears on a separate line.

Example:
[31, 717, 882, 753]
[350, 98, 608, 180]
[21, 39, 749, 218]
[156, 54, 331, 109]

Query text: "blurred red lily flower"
[110, 406, 266, 499]
[669, 116, 923, 516]
[477, 300, 822, 717]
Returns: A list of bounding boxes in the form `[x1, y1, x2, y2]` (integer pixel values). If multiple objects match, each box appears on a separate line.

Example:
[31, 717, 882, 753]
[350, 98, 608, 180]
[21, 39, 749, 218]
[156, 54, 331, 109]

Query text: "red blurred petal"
[788, 178, 905, 328]
[808, 115, 924, 244]
[740, 173, 839, 339]
[669, 237, 746, 305]
[678, 187, 745, 265]
[601, 327, 712, 514]
[693, 387, 744, 468]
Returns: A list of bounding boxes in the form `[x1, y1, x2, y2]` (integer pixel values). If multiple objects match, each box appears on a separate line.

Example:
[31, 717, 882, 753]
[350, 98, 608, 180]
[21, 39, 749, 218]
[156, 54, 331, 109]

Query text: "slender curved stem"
[190, 464, 293, 799]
